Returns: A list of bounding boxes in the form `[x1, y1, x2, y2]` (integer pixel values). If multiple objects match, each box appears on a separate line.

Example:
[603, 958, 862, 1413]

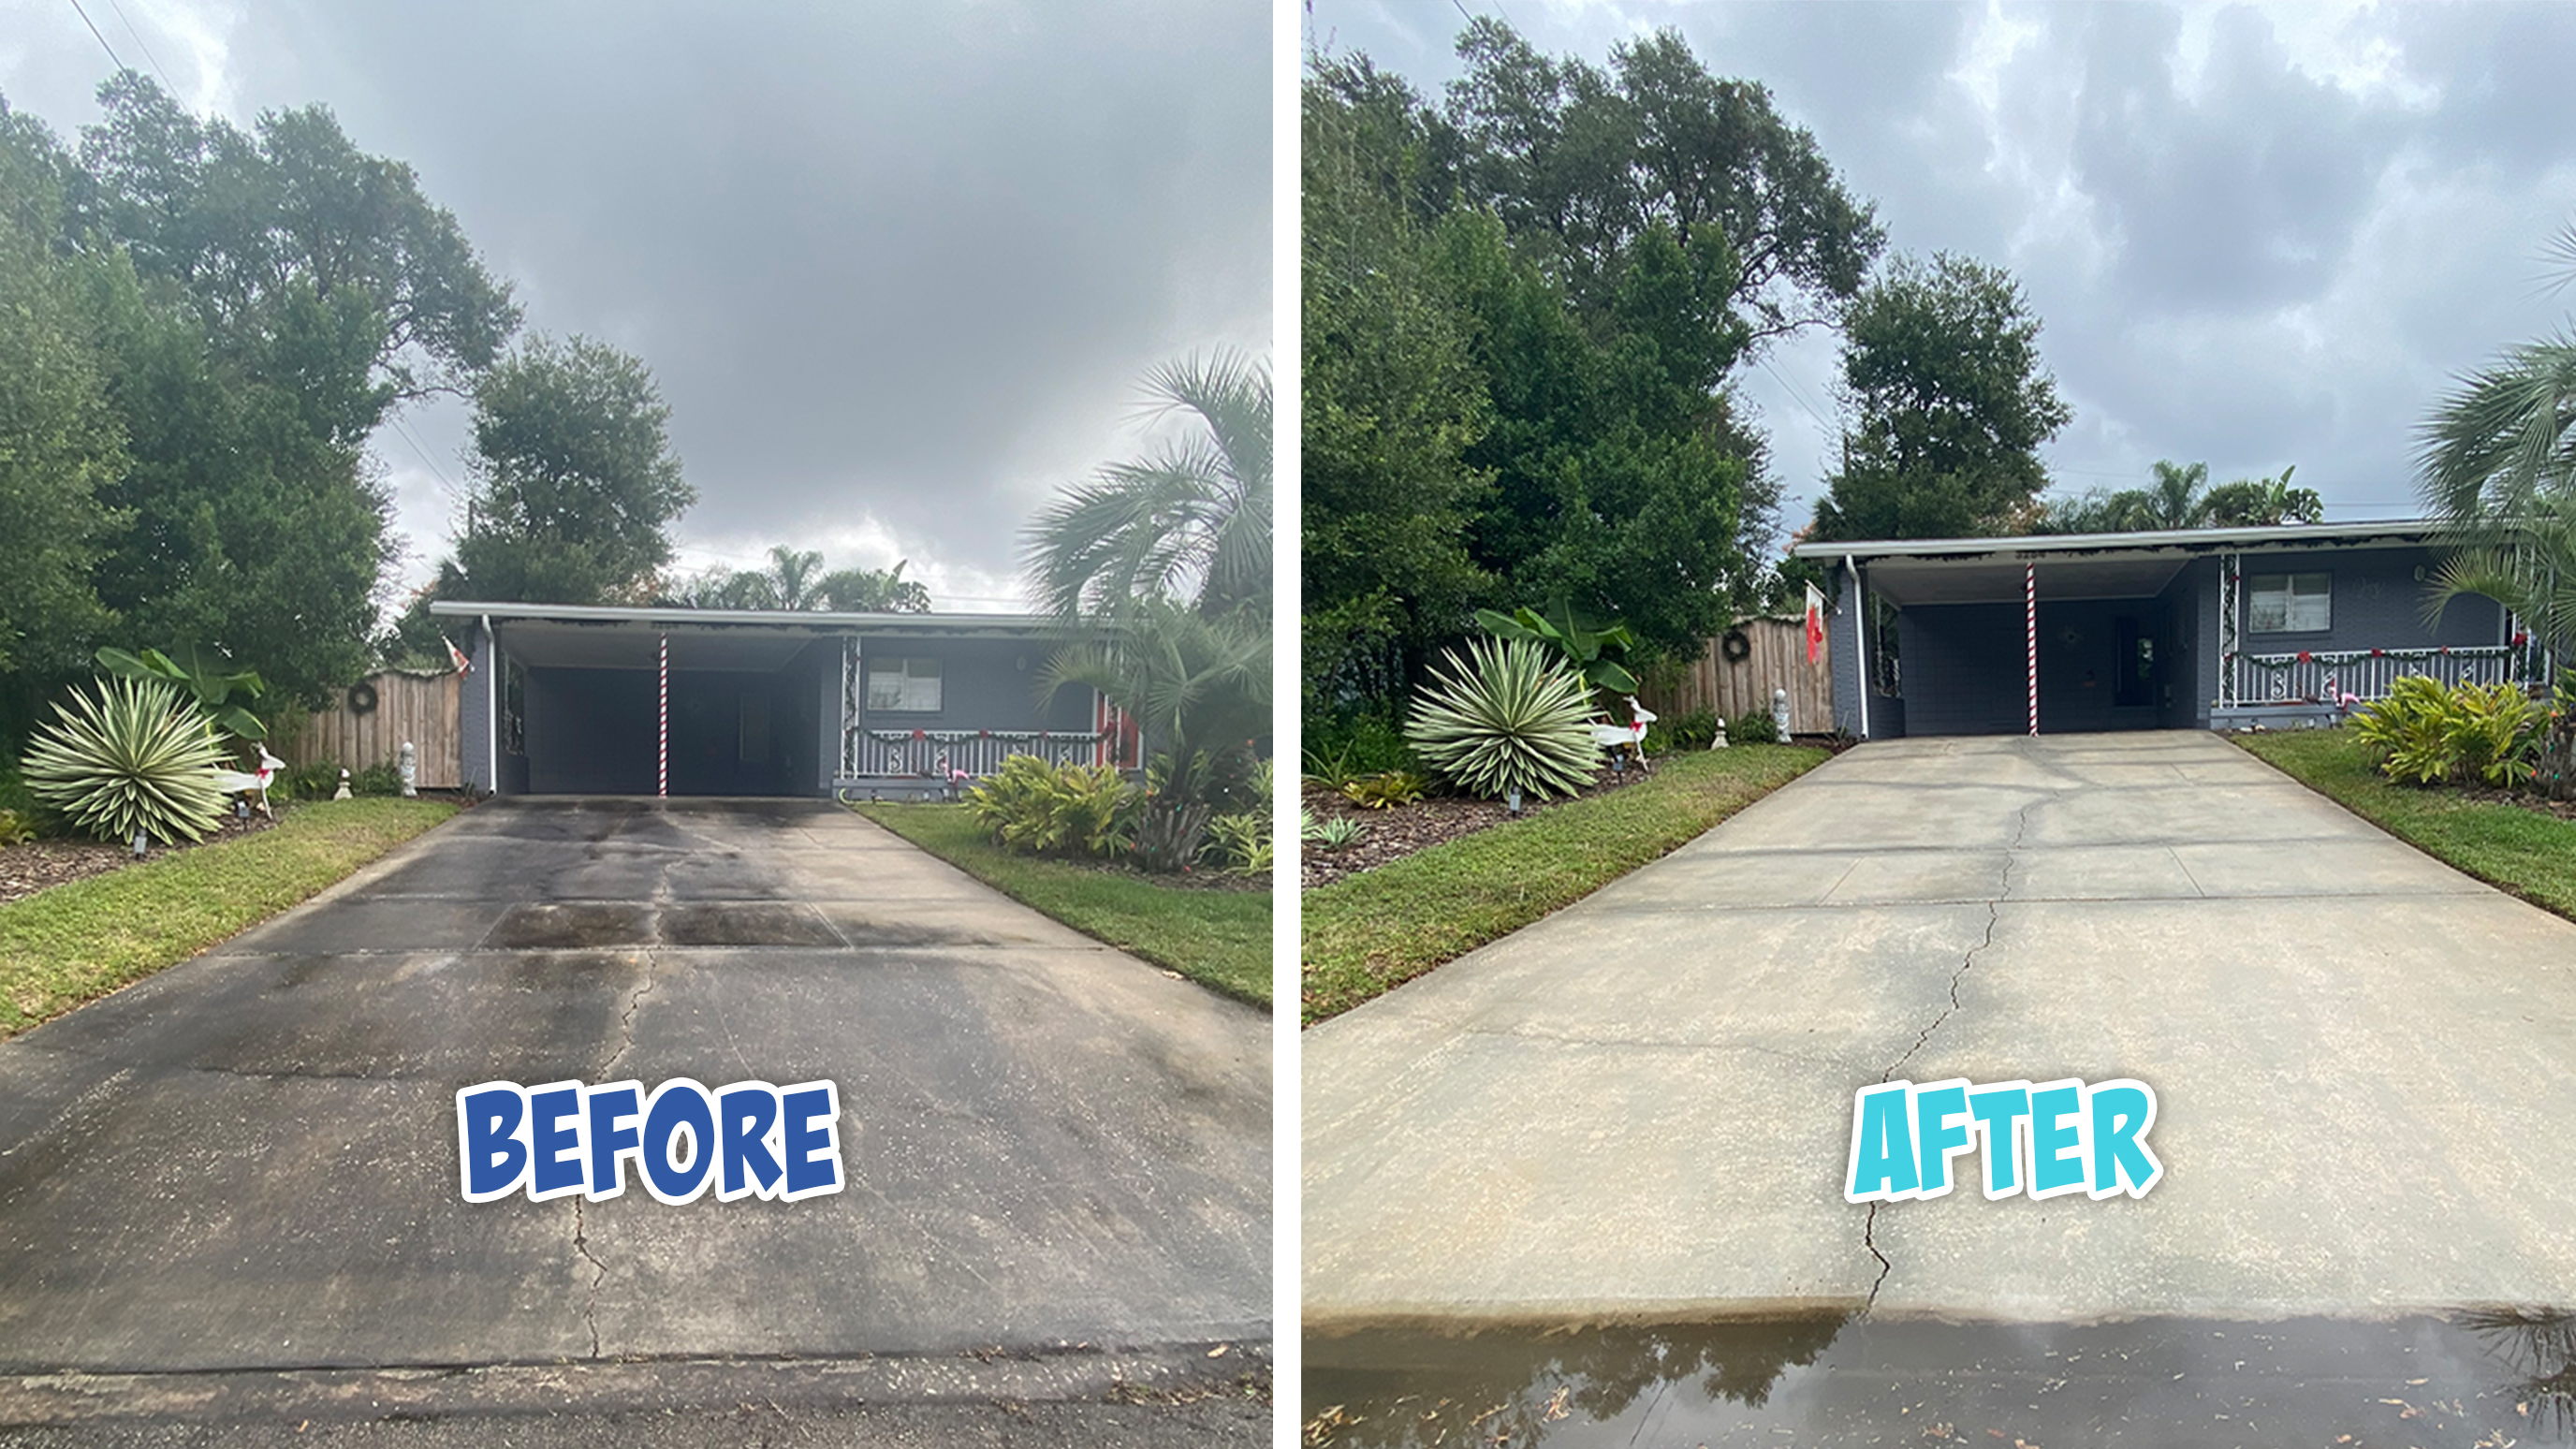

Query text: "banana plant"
[1471, 598, 1640, 699]
[95, 644, 269, 741]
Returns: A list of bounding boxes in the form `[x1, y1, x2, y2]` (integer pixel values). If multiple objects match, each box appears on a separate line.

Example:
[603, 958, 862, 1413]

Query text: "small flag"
[1804, 582, 1826, 665]
[446, 637, 471, 674]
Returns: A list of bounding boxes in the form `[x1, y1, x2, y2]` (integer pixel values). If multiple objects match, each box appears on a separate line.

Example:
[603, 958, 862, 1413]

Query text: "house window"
[866, 657, 942, 712]
[2247, 573, 2331, 632]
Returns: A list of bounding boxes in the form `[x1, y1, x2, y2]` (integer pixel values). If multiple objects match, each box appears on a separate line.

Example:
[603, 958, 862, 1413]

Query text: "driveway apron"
[0, 799, 1269, 1372]
[1304, 732, 2576, 1325]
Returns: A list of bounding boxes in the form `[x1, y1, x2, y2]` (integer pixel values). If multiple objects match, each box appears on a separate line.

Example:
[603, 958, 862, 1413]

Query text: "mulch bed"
[2454, 785, 2576, 822]
[1300, 734, 1855, 890]
[0, 807, 283, 907]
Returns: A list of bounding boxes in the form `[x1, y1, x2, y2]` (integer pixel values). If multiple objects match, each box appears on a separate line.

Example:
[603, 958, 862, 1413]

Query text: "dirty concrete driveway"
[1303, 731, 2576, 1326]
[0, 799, 1268, 1377]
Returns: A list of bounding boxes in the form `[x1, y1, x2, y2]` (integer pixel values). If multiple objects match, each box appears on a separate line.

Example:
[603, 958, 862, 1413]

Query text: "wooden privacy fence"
[1640, 615, 1835, 735]
[282, 669, 462, 789]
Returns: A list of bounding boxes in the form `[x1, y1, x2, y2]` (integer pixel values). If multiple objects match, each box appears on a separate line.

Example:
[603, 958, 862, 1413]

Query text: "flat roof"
[428, 600, 1059, 634]
[1787, 518, 2446, 563]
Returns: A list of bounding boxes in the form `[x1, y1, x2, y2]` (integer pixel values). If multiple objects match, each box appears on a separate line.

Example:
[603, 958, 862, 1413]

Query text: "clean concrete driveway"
[0, 799, 1268, 1373]
[1305, 731, 2576, 1325]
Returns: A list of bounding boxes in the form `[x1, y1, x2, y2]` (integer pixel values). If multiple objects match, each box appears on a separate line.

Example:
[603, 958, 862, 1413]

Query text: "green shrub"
[1203, 810, 1273, 873]
[1302, 710, 1417, 785]
[2351, 676, 2542, 787]
[962, 754, 1136, 858]
[1340, 769, 1428, 810]
[1728, 710, 1782, 746]
[1405, 637, 1600, 802]
[21, 677, 230, 845]
[351, 761, 404, 798]
[0, 809, 36, 847]
[1651, 709, 1720, 754]
[280, 759, 344, 801]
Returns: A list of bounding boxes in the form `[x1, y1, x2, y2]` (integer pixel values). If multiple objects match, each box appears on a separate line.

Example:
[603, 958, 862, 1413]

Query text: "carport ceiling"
[496, 620, 823, 672]
[1869, 554, 2190, 607]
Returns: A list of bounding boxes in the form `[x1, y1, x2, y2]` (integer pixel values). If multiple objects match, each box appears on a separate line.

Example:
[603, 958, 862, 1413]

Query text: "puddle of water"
[1305, 1309, 2576, 1447]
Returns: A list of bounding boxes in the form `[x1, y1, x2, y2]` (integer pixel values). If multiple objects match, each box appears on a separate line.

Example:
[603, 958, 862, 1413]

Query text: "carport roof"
[1788, 519, 2449, 607]
[427, 600, 1058, 633]
[428, 600, 1070, 671]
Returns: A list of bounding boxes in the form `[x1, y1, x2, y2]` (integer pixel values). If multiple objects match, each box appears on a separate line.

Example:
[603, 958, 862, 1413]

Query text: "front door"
[2114, 615, 2157, 709]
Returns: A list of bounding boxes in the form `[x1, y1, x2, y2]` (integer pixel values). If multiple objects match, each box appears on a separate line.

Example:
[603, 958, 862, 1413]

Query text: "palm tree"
[1020, 352, 1274, 871]
[1020, 349, 1271, 622]
[2134, 460, 2209, 530]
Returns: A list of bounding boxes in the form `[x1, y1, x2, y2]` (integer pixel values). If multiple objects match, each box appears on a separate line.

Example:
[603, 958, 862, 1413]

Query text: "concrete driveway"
[0, 799, 1268, 1378]
[1304, 731, 2576, 1326]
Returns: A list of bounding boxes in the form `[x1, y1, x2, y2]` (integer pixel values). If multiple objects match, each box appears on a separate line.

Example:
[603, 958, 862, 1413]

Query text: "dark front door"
[2114, 615, 2157, 709]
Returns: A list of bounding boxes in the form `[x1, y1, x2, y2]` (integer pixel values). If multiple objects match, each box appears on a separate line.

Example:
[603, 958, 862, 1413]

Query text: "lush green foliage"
[2038, 461, 2319, 534]
[1302, 811, 1367, 850]
[350, 761, 405, 798]
[1406, 637, 1600, 801]
[1728, 710, 1783, 746]
[1300, 711, 1417, 786]
[96, 644, 267, 740]
[2349, 676, 2542, 787]
[0, 798, 453, 1036]
[1808, 253, 2071, 542]
[1650, 709, 1720, 754]
[21, 677, 230, 844]
[1474, 601, 1639, 698]
[666, 546, 929, 613]
[1339, 770, 1429, 810]
[961, 754, 1137, 858]
[1303, 744, 1826, 1022]
[1301, 24, 1881, 718]
[1203, 810, 1273, 874]
[0, 810, 35, 847]
[852, 802, 1269, 1006]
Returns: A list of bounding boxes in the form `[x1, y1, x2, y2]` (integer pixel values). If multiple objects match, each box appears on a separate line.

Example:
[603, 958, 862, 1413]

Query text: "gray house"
[1788, 520, 2530, 739]
[428, 601, 1134, 798]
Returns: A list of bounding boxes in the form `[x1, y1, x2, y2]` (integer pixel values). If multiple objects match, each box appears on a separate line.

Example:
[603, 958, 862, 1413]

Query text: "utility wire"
[98, 0, 175, 96]
[64, 0, 125, 74]
[386, 415, 463, 504]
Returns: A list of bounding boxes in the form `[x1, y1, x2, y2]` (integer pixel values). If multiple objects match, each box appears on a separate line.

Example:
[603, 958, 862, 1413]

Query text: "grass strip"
[850, 802, 1271, 1007]
[0, 798, 457, 1037]
[1302, 743, 1827, 1025]
[2236, 728, 2576, 919]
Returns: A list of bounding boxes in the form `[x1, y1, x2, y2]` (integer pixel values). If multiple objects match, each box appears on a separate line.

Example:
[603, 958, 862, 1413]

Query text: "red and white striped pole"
[657, 633, 669, 798]
[2026, 562, 2039, 737]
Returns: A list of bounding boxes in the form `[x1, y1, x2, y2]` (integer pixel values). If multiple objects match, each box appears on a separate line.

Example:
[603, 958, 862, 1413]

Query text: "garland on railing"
[2223, 636, 2527, 675]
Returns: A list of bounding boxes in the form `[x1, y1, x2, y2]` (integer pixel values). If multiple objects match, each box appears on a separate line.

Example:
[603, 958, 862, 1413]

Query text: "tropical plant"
[96, 644, 269, 740]
[1405, 637, 1599, 801]
[1300, 811, 1368, 850]
[2349, 676, 2543, 787]
[1339, 770, 1428, 810]
[1473, 599, 1639, 698]
[1021, 350, 1271, 622]
[1203, 810, 1273, 874]
[1037, 598, 1269, 872]
[1729, 710, 1783, 746]
[962, 754, 1136, 858]
[21, 677, 230, 845]
[0, 809, 36, 847]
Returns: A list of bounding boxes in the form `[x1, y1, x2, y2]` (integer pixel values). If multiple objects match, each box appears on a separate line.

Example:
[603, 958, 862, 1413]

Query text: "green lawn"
[849, 802, 1271, 1007]
[1302, 743, 1828, 1024]
[2236, 727, 2576, 920]
[0, 798, 457, 1037]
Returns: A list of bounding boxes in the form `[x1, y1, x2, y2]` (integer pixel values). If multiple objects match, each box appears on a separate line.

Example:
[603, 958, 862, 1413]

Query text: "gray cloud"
[1314, 0, 2576, 529]
[0, 0, 1270, 608]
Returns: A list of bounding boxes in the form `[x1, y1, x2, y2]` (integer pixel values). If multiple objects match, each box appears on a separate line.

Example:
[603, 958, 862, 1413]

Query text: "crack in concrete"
[572, 1196, 607, 1359]
[600, 954, 656, 1080]
[1862, 757, 2071, 1316]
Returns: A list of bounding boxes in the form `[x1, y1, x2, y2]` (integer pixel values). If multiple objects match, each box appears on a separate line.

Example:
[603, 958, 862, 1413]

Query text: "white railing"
[2230, 646, 2520, 705]
[841, 727, 1110, 780]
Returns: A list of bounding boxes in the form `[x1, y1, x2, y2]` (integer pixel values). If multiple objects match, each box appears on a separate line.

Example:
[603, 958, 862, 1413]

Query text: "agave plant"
[22, 677, 231, 846]
[1405, 637, 1600, 802]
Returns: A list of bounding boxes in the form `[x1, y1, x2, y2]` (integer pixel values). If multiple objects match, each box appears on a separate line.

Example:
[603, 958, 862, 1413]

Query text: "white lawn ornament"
[1590, 697, 1657, 774]
[210, 747, 286, 819]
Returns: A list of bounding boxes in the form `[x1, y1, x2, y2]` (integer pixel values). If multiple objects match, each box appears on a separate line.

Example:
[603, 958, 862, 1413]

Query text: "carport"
[430, 601, 1125, 799]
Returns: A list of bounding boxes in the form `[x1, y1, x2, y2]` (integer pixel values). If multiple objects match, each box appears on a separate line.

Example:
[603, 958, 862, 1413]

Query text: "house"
[428, 601, 1134, 798]
[1787, 520, 2529, 739]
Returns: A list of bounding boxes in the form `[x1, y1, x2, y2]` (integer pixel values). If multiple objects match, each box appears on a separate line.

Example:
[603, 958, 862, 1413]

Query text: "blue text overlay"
[1846, 1077, 2161, 1204]
[458, 1078, 845, 1204]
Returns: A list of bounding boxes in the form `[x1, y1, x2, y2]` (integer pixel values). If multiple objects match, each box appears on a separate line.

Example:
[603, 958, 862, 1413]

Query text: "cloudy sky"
[0, 0, 1270, 611]
[1310, 0, 2576, 539]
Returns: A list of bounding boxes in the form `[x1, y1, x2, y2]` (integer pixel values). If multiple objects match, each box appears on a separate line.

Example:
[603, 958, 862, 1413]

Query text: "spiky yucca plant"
[1405, 637, 1600, 802]
[22, 677, 230, 846]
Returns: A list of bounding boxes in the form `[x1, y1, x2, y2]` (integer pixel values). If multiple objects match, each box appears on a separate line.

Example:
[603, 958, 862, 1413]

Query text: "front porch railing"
[2229, 646, 2520, 705]
[841, 727, 1113, 781]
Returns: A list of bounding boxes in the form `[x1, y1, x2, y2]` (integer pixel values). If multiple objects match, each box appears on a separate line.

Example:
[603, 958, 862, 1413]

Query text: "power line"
[1756, 357, 1839, 439]
[97, 0, 174, 96]
[385, 415, 462, 504]
[64, 0, 125, 74]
